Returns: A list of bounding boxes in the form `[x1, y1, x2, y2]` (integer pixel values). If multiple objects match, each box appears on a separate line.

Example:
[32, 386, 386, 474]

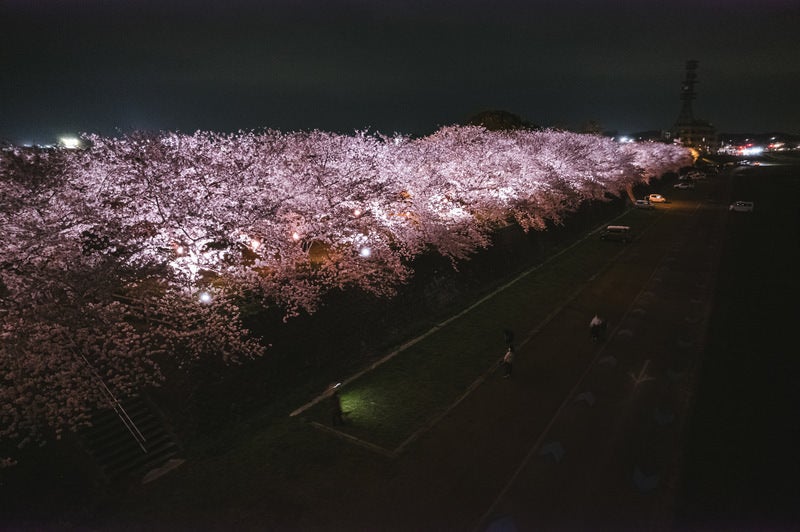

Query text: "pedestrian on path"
[589, 314, 606, 341]
[502, 347, 514, 378]
[330, 390, 344, 426]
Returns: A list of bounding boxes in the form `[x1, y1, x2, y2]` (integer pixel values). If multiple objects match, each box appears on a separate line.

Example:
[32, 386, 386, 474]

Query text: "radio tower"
[672, 59, 716, 152]
[675, 59, 698, 127]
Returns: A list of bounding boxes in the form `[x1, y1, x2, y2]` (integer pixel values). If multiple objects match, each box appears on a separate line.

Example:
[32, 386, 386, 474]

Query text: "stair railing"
[80, 352, 148, 453]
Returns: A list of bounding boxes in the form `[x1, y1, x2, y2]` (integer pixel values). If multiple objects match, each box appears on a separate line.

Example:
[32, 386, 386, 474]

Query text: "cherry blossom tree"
[0, 127, 689, 459]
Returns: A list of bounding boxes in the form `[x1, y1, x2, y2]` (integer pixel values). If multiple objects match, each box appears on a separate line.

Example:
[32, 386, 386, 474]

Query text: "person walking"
[502, 347, 514, 378]
[330, 390, 344, 426]
[589, 314, 604, 341]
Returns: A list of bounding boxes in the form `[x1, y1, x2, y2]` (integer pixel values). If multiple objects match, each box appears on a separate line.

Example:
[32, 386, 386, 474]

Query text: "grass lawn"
[101, 207, 658, 526]
[300, 207, 662, 451]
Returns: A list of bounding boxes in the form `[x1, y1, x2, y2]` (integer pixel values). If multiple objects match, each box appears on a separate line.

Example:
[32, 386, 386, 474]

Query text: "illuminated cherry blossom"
[0, 127, 690, 457]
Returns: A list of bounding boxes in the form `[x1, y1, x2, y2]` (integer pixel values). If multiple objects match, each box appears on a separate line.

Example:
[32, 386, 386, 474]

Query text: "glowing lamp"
[250, 239, 260, 250]
[292, 232, 301, 241]
[353, 208, 362, 217]
[199, 291, 212, 304]
[359, 247, 371, 258]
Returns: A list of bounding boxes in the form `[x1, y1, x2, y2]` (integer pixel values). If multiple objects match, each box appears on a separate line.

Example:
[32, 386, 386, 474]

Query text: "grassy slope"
[94, 206, 665, 528]
[302, 237, 624, 449]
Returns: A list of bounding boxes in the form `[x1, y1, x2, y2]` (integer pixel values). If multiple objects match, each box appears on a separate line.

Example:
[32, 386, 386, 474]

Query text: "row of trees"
[0, 126, 691, 458]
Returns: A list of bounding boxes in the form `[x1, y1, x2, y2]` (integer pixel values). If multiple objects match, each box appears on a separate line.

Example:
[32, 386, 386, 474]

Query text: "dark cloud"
[2, 0, 798, 144]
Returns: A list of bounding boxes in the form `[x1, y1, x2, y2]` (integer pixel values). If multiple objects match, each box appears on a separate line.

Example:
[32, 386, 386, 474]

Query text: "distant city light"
[59, 136, 81, 149]
[741, 146, 764, 156]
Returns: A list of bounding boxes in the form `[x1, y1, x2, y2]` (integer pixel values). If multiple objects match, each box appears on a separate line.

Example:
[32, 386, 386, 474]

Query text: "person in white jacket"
[502, 347, 514, 378]
[589, 315, 606, 341]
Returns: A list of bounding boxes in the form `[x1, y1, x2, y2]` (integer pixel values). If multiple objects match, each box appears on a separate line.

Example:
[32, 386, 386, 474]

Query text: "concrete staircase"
[80, 395, 183, 483]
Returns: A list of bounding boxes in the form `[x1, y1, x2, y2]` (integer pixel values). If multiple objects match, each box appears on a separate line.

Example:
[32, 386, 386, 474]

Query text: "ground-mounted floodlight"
[323, 381, 342, 398]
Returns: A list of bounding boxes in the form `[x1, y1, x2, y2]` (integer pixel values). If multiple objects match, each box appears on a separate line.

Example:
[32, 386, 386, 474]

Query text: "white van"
[600, 225, 631, 243]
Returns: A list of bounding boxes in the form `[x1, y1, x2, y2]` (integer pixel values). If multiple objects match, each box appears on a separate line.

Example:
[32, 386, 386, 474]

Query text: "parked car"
[648, 194, 667, 203]
[697, 164, 719, 174]
[729, 201, 754, 212]
[634, 199, 654, 209]
[674, 182, 695, 189]
[600, 225, 631, 243]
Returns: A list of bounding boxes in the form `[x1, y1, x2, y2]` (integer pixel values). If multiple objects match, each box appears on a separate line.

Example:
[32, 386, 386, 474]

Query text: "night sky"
[2, 0, 798, 145]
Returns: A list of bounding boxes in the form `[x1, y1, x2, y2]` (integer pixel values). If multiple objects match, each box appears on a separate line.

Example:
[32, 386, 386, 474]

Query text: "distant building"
[628, 130, 671, 143]
[671, 60, 719, 153]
